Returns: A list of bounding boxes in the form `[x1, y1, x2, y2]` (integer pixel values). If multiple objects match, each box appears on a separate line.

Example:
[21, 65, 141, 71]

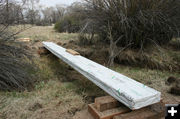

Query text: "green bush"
[84, 0, 180, 48]
[54, 14, 82, 33]
[55, 17, 70, 33]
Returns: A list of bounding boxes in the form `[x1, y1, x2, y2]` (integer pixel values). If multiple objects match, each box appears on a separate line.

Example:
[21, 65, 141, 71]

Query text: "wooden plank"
[88, 103, 130, 119]
[95, 96, 120, 112]
[43, 42, 161, 110]
[113, 102, 165, 119]
[66, 49, 80, 55]
[17, 38, 31, 42]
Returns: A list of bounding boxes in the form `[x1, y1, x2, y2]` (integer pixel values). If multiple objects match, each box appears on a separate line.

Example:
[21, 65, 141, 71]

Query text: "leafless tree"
[24, 0, 40, 24]
[56, 4, 65, 20]
[0, 0, 28, 40]
[107, 24, 133, 67]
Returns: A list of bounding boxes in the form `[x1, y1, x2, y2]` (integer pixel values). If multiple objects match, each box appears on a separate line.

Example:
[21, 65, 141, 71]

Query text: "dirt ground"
[0, 26, 180, 119]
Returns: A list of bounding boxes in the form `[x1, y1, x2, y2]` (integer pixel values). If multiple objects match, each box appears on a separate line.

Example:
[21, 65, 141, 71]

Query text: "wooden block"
[17, 38, 31, 42]
[95, 96, 120, 112]
[113, 102, 165, 119]
[66, 49, 80, 55]
[88, 103, 130, 119]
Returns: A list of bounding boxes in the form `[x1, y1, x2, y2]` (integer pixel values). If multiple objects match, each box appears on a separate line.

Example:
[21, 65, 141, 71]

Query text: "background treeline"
[0, 0, 67, 26]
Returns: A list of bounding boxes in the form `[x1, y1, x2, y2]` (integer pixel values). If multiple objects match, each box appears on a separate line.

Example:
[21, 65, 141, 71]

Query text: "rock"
[166, 76, 177, 85]
[68, 107, 80, 115]
[57, 42, 62, 46]
[68, 66, 74, 70]
[24, 45, 31, 50]
[56, 101, 62, 106]
[166, 76, 180, 95]
[28, 103, 42, 111]
[37, 47, 50, 55]
[32, 46, 37, 50]
[170, 86, 180, 95]
[69, 40, 75, 44]
[63, 43, 67, 46]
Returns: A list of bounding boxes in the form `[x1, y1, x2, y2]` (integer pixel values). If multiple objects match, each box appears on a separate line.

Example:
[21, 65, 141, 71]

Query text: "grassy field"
[13, 25, 79, 42]
[0, 26, 180, 119]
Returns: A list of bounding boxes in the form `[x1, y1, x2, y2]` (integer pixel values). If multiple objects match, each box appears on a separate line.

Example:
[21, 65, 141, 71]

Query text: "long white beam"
[43, 42, 161, 110]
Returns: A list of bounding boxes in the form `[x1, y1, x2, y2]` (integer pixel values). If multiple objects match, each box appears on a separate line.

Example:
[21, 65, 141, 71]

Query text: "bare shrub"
[84, 0, 180, 48]
[0, 42, 33, 91]
[83, 0, 180, 66]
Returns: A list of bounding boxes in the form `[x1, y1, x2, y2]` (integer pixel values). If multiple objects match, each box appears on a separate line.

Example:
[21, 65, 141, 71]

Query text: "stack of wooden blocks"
[88, 96, 165, 119]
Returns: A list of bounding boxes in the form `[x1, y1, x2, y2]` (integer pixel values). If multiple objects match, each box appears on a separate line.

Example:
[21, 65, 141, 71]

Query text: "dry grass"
[15, 25, 79, 43]
[114, 66, 180, 93]
[115, 46, 180, 72]
[114, 65, 180, 105]
[0, 80, 84, 119]
[0, 53, 105, 119]
[0, 55, 85, 119]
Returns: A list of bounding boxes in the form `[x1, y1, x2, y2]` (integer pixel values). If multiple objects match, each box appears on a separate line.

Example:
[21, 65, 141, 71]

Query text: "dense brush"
[84, 0, 180, 48]
[0, 42, 33, 91]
